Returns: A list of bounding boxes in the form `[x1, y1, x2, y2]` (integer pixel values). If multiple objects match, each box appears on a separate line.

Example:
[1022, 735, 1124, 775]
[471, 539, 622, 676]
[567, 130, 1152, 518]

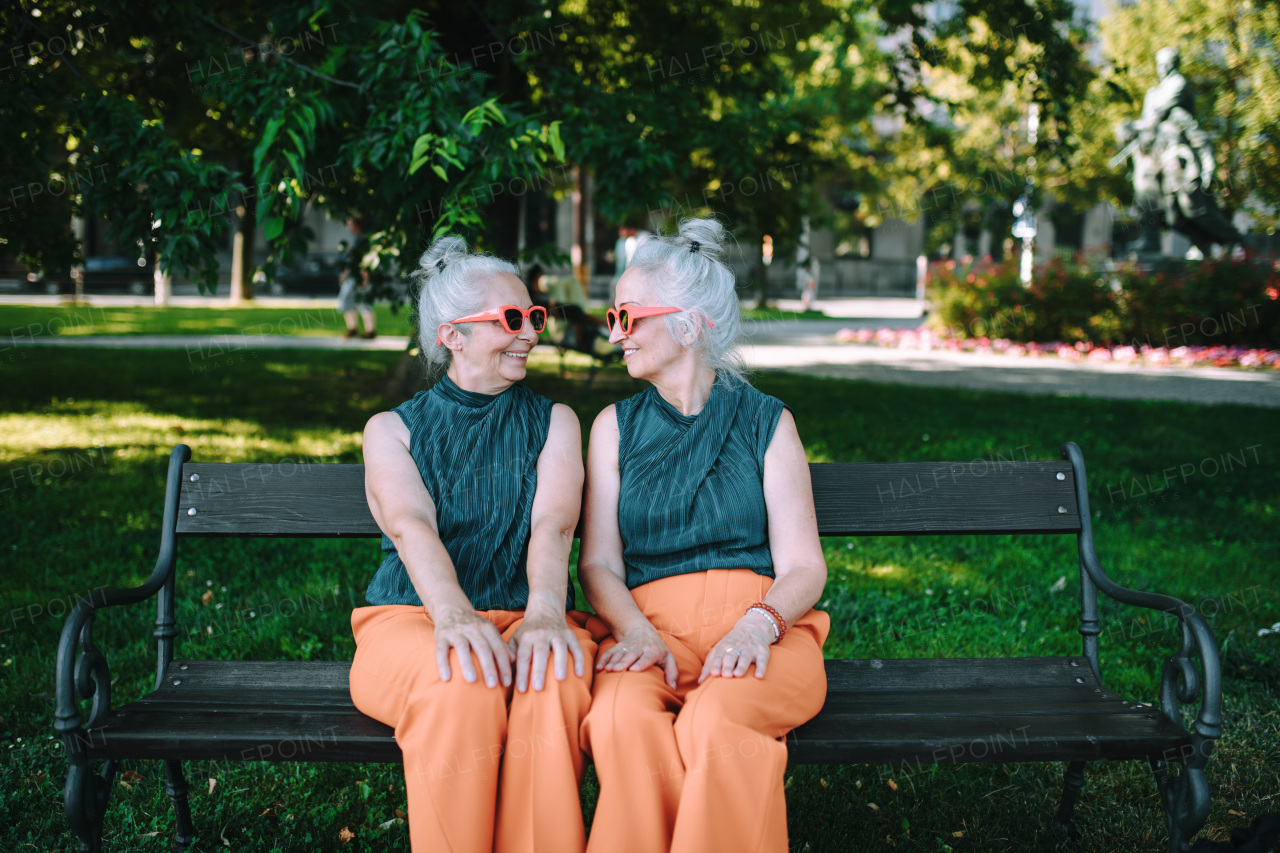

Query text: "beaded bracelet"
[746, 602, 787, 644]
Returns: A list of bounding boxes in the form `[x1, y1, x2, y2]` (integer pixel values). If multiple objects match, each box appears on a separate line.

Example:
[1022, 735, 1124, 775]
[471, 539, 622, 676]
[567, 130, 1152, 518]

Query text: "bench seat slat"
[89, 658, 1187, 767]
[152, 660, 355, 704]
[810, 461, 1081, 535]
[93, 707, 401, 763]
[828, 689, 1141, 714]
[174, 460, 1082, 538]
[178, 464, 378, 537]
[826, 656, 1103, 691]
[786, 710, 1189, 765]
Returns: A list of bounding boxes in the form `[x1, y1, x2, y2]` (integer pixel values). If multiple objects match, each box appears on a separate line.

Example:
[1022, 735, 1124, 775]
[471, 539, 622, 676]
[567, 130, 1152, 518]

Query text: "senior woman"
[349, 236, 603, 853]
[578, 217, 830, 853]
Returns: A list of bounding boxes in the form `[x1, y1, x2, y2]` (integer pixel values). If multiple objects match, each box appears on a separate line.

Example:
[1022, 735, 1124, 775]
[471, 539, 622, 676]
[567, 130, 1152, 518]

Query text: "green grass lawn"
[0, 303, 824, 343]
[1, 347, 1275, 852]
[740, 306, 828, 322]
[0, 303, 416, 339]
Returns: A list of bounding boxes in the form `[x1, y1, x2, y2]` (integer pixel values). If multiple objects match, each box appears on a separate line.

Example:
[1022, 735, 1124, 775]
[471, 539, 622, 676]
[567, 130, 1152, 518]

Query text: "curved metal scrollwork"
[1167, 624, 1201, 706]
[73, 618, 113, 730]
[1061, 442, 1222, 853]
[56, 604, 118, 853]
[54, 445, 193, 852]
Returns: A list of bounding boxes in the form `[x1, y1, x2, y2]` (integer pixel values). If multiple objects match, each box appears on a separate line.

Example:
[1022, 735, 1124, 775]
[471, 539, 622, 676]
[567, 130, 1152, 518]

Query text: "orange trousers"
[580, 569, 830, 853]
[350, 605, 606, 853]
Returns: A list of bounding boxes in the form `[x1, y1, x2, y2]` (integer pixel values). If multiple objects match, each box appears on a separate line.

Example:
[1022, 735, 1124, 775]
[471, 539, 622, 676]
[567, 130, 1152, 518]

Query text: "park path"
[6, 296, 1279, 408]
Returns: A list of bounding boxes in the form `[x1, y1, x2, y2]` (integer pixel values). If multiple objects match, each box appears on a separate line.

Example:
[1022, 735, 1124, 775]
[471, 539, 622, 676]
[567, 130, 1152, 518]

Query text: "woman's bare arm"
[510, 403, 586, 692]
[363, 411, 512, 688]
[700, 408, 827, 681]
[578, 405, 678, 687]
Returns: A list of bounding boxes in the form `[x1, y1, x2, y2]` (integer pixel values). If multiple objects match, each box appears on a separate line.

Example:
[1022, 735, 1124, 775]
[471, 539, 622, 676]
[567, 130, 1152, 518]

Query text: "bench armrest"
[55, 445, 192, 753]
[1061, 442, 1223, 768]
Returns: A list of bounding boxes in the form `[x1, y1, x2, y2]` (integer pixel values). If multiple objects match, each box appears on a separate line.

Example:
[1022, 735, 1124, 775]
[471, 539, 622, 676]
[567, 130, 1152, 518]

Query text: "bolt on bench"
[56, 442, 1222, 852]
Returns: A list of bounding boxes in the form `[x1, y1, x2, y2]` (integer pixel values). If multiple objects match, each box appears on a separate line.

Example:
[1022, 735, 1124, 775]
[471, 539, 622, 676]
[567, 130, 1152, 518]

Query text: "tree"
[510, 0, 885, 306]
[862, 1, 1096, 259]
[1, 1, 563, 295]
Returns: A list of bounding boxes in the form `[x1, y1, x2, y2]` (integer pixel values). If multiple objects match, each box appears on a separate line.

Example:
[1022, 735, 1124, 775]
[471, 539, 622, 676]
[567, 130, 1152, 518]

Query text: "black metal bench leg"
[164, 760, 197, 850]
[1150, 756, 1210, 853]
[64, 757, 115, 853]
[1055, 760, 1087, 836]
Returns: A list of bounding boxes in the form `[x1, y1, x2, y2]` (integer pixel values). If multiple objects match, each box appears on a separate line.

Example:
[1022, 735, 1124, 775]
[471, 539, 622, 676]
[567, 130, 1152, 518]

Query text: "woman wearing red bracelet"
[578, 217, 830, 853]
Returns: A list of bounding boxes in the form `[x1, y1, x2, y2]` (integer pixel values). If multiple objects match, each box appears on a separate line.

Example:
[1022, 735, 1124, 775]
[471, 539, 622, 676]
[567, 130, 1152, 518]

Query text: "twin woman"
[349, 217, 830, 853]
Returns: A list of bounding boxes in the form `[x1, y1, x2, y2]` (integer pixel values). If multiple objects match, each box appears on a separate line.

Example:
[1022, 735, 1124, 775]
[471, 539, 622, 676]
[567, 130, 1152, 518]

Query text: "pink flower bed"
[832, 326, 1280, 369]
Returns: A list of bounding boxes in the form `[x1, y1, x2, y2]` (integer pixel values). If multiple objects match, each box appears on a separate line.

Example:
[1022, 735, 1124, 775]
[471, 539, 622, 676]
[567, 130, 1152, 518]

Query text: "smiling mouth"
[622, 348, 638, 359]
[503, 351, 529, 360]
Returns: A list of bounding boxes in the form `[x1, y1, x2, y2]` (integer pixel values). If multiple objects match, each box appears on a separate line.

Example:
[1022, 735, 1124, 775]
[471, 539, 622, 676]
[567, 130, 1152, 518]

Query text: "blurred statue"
[1112, 47, 1243, 257]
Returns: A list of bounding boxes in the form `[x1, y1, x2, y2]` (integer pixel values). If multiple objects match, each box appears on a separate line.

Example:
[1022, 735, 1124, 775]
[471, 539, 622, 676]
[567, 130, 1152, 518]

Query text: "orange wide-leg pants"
[349, 605, 606, 853]
[580, 569, 830, 853]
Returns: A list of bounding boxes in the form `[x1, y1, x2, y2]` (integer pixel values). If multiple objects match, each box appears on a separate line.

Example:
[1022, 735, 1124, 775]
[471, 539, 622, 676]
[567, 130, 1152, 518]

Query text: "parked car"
[256, 252, 345, 296]
[28, 256, 154, 295]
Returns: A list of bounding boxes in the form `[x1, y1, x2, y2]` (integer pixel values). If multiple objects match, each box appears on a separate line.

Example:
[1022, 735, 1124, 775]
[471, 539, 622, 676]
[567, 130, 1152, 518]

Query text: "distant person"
[797, 257, 819, 311]
[535, 263, 613, 353]
[525, 263, 554, 310]
[339, 216, 376, 339]
[613, 227, 635, 281]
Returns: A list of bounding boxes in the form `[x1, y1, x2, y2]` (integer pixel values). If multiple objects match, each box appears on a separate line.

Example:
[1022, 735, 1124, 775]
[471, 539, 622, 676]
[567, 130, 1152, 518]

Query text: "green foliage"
[527, 0, 887, 302]
[867, 1, 1097, 255]
[70, 93, 243, 286]
[927, 258, 1035, 338]
[0, 3, 563, 292]
[193, 5, 562, 291]
[1116, 258, 1280, 349]
[929, 255, 1280, 347]
[1, 0, 1108, 308]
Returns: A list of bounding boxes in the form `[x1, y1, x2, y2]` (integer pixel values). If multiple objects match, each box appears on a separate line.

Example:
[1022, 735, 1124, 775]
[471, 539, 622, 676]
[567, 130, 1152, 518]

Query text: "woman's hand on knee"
[699, 614, 775, 683]
[508, 612, 585, 693]
[597, 625, 678, 689]
[433, 611, 515, 688]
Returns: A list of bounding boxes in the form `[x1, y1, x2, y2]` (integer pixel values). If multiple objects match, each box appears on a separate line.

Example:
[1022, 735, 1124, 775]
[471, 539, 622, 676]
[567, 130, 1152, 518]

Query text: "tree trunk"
[384, 350, 428, 400]
[230, 202, 255, 303]
[572, 167, 592, 290]
[154, 255, 171, 306]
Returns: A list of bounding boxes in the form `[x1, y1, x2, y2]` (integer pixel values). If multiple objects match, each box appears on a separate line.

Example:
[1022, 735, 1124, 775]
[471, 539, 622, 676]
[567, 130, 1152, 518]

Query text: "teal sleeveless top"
[364, 375, 571, 611]
[614, 373, 791, 589]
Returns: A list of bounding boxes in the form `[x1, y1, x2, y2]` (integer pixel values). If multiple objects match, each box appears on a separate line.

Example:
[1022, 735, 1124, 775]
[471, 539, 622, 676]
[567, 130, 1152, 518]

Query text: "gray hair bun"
[676, 217, 728, 262]
[419, 235, 470, 279]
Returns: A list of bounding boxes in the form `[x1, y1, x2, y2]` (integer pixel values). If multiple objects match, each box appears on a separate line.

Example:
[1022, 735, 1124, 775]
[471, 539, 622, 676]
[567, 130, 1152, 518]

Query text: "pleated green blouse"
[364, 374, 571, 612]
[614, 373, 791, 589]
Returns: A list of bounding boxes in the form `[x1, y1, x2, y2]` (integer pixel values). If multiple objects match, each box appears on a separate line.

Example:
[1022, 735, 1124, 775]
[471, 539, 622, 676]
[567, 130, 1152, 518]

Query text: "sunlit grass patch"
[0, 406, 361, 465]
[0, 304, 414, 339]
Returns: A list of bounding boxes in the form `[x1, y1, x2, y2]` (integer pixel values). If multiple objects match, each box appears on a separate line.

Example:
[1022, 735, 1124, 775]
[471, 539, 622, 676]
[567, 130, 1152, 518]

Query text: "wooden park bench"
[56, 441, 1222, 852]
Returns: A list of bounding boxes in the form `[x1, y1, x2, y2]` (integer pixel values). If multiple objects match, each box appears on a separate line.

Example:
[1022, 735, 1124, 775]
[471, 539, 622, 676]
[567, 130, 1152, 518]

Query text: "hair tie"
[689, 241, 701, 254]
[436, 259, 446, 272]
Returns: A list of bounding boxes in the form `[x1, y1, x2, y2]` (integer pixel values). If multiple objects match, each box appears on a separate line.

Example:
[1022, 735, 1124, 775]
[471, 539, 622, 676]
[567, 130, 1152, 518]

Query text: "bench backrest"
[175, 457, 1082, 538]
